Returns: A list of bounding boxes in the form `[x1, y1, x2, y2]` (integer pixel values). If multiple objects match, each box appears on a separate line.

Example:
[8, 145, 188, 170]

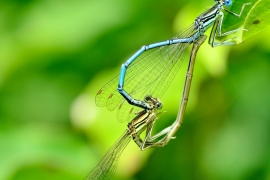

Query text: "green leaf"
[242, 0, 270, 40]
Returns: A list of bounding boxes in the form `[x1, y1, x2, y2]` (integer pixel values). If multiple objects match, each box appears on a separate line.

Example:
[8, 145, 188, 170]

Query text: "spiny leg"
[140, 119, 174, 150]
[209, 3, 251, 47]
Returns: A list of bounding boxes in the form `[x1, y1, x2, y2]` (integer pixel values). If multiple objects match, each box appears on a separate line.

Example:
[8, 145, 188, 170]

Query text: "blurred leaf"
[243, 0, 270, 40]
[0, 123, 93, 180]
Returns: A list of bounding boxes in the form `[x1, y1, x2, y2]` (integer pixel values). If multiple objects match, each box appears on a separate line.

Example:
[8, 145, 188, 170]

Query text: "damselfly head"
[214, 0, 232, 6]
[144, 95, 162, 110]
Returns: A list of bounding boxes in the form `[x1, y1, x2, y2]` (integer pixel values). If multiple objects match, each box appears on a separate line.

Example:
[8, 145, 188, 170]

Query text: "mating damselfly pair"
[86, 0, 251, 179]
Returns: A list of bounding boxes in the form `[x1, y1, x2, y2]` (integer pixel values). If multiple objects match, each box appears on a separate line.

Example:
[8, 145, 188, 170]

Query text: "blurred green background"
[1, 0, 270, 180]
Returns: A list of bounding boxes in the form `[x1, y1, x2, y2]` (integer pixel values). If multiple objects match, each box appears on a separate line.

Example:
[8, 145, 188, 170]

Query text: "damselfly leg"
[209, 2, 252, 47]
[86, 96, 171, 179]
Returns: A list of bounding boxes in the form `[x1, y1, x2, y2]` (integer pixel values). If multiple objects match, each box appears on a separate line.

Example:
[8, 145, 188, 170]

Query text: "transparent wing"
[117, 102, 142, 123]
[96, 23, 197, 122]
[85, 131, 131, 180]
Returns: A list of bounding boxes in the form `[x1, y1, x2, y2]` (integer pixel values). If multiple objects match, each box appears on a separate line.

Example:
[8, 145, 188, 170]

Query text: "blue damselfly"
[96, 0, 250, 123]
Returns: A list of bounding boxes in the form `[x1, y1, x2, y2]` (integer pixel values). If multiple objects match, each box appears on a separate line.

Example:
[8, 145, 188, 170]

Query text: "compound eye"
[155, 102, 162, 110]
[224, 0, 232, 6]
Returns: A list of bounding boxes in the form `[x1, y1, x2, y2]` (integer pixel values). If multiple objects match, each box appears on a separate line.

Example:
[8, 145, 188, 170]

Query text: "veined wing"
[96, 23, 197, 122]
[85, 131, 131, 180]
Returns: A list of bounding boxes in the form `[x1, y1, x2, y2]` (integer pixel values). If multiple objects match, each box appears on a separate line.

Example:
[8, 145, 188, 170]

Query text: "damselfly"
[85, 96, 172, 180]
[86, 36, 207, 180]
[96, 0, 251, 122]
